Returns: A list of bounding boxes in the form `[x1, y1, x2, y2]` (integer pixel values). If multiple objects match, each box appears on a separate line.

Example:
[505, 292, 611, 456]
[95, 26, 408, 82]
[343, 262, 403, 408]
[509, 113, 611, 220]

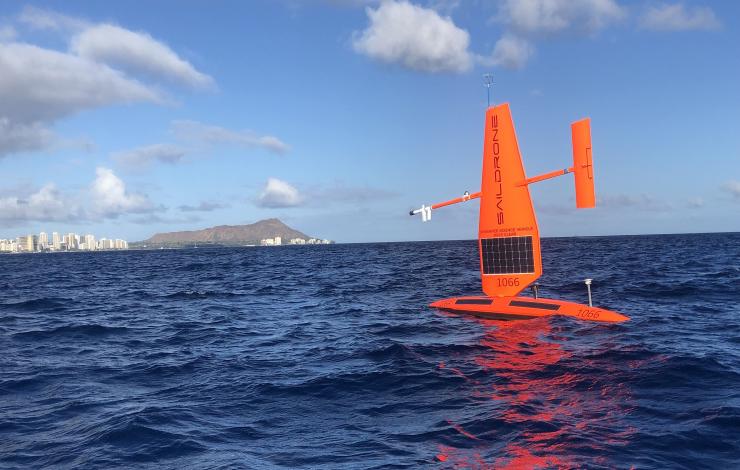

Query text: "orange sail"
[478, 103, 541, 297]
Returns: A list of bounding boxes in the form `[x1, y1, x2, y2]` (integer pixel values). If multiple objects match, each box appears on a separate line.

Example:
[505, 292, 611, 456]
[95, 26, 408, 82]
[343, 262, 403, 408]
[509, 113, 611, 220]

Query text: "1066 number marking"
[578, 308, 600, 319]
[497, 277, 520, 287]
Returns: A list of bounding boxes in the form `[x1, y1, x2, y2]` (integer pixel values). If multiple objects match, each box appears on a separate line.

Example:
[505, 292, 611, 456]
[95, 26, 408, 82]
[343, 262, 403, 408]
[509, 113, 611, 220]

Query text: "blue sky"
[0, 0, 738, 243]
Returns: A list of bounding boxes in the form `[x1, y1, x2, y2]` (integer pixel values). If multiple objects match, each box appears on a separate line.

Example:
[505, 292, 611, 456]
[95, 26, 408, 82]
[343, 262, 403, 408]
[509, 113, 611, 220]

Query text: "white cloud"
[0, 42, 161, 158]
[352, 0, 472, 73]
[598, 193, 671, 211]
[0, 43, 161, 124]
[0, 167, 156, 226]
[722, 181, 740, 199]
[19, 7, 212, 87]
[1, 7, 214, 159]
[171, 120, 290, 154]
[71, 24, 213, 88]
[498, 0, 624, 35]
[0, 184, 75, 223]
[687, 197, 704, 209]
[254, 180, 396, 209]
[639, 3, 720, 32]
[257, 178, 303, 208]
[478, 34, 534, 70]
[89, 167, 155, 217]
[18, 6, 88, 32]
[112, 144, 187, 169]
[0, 118, 53, 156]
[178, 201, 228, 212]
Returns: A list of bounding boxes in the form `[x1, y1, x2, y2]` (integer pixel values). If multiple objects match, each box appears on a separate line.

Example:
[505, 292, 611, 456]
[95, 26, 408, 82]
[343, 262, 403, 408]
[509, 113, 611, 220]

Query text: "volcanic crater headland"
[139, 218, 321, 247]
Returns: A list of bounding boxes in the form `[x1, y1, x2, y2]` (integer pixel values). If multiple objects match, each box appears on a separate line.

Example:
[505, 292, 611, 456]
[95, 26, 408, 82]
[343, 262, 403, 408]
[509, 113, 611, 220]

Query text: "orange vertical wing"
[572, 118, 595, 208]
[478, 104, 541, 297]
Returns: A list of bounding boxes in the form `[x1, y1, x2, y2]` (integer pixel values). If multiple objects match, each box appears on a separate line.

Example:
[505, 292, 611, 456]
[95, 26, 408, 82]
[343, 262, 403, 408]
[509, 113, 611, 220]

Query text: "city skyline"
[0, 1, 738, 242]
[0, 229, 128, 253]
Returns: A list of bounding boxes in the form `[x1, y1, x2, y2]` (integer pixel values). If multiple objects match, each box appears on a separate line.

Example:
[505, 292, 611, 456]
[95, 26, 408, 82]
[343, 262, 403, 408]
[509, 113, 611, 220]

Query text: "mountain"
[140, 218, 314, 246]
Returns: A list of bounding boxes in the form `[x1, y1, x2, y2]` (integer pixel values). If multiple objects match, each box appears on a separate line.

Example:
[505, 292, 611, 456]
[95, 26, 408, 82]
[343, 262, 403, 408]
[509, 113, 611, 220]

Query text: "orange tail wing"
[572, 118, 595, 209]
[478, 104, 542, 297]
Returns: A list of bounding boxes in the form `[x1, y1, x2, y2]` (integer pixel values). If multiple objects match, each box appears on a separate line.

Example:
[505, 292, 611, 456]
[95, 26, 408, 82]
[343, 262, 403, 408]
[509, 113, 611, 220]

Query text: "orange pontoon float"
[410, 103, 628, 323]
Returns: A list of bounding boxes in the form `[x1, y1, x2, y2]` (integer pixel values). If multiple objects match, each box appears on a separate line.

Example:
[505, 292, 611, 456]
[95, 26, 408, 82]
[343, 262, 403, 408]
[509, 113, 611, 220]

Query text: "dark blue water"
[1, 234, 740, 469]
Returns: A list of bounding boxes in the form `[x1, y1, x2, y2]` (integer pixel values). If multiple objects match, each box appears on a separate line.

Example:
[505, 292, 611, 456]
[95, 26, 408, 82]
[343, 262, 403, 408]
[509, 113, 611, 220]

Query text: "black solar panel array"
[480, 236, 535, 274]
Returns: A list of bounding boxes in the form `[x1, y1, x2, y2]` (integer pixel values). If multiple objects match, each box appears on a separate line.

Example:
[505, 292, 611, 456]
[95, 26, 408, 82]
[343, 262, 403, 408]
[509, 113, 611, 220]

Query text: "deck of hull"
[430, 296, 628, 323]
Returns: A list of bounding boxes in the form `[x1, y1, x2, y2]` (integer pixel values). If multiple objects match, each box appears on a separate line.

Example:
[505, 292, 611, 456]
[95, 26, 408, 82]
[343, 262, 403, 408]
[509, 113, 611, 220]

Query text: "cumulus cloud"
[498, 0, 625, 35]
[0, 41, 161, 158]
[71, 24, 214, 88]
[178, 201, 228, 212]
[1, 7, 213, 159]
[479, 34, 534, 70]
[112, 144, 187, 169]
[639, 3, 720, 32]
[352, 0, 472, 73]
[89, 167, 155, 216]
[257, 178, 303, 208]
[171, 120, 290, 154]
[0, 43, 160, 124]
[0, 184, 76, 224]
[0, 167, 157, 226]
[722, 181, 740, 200]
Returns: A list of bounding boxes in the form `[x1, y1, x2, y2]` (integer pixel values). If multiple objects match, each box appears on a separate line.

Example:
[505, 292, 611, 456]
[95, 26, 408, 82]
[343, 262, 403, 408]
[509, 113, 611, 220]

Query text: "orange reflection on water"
[436, 316, 633, 469]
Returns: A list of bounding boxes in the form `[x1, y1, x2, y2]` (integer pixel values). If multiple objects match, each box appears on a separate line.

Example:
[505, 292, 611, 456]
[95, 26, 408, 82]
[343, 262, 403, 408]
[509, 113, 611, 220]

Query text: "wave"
[12, 323, 131, 341]
[3, 297, 72, 312]
[162, 290, 244, 299]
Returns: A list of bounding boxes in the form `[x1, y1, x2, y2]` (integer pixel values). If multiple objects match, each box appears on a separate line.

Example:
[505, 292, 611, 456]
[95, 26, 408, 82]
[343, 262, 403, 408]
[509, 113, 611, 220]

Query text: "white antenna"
[584, 279, 593, 307]
[483, 73, 493, 107]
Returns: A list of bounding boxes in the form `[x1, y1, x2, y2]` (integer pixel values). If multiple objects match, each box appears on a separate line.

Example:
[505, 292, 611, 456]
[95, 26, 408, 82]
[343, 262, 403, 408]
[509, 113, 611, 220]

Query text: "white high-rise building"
[18, 235, 35, 252]
[273, 237, 282, 246]
[38, 232, 48, 250]
[67, 233, 77, 250]
[52, 232, 61, 250]
[85, 234, 96, 251]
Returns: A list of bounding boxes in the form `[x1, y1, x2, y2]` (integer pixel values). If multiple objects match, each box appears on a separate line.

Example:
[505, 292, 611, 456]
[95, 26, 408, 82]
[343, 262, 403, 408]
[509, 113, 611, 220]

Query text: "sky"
[0, 0, 738, 243]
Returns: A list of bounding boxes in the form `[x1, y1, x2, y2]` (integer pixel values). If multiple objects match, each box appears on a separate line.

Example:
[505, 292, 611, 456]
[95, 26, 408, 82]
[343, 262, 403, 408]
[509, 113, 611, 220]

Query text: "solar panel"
[480, 236, 535, 274]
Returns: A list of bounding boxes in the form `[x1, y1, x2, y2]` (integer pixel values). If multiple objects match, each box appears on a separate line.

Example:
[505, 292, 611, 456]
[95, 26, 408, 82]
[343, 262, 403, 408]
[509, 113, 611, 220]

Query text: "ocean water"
[1, 234, 739, 469]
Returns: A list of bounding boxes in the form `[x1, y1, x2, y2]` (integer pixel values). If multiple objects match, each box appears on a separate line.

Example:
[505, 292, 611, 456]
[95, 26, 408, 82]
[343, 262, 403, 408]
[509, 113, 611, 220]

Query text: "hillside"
[140, 218, 313, 246]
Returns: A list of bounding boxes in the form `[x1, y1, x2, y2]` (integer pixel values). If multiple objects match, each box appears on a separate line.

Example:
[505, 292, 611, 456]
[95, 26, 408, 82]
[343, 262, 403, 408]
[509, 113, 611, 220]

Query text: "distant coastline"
[134, 218, 332, 249]
[1, 231, 128, 254]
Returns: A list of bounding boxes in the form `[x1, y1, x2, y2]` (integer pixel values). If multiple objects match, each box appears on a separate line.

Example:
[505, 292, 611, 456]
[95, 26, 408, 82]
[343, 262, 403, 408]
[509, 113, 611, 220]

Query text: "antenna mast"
[483, 73, 493, 107]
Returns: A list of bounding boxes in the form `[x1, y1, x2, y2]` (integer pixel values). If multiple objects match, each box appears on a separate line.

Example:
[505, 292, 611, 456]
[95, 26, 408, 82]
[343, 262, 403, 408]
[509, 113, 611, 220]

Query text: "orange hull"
[430, 296, 628, 323]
